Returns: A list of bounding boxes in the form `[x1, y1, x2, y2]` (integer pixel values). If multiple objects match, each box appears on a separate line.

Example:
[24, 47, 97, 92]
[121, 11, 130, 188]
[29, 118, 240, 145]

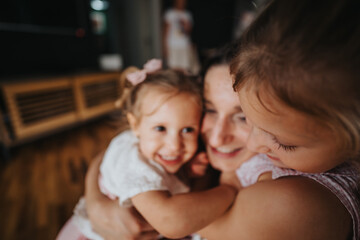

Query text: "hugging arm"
[198, 177, 352, 240]
[84, 152, 158, 240]
[131, 184, 237, 239]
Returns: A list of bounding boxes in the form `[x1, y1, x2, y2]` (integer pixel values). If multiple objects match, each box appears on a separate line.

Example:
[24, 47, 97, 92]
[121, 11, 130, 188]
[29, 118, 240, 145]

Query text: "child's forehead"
[140, 90, 200, 116]
[138, 92, 201, 128]
[238, 84, 278, 113]
[141, 91, 172, 115]
[239, 86, 329, 141]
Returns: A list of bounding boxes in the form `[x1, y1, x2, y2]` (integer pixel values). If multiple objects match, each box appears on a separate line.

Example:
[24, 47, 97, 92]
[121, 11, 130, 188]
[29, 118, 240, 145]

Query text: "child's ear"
[127, 113, 139, 136]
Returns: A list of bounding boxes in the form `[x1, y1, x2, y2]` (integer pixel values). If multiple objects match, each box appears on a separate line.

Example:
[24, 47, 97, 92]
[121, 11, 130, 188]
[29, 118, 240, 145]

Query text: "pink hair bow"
[126, 59, 162, 86]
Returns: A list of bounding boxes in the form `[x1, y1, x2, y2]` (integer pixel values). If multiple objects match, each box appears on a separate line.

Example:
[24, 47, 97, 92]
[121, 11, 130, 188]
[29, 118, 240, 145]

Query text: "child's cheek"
[188, 138, 199, 160]
[139, 141, 155, 160]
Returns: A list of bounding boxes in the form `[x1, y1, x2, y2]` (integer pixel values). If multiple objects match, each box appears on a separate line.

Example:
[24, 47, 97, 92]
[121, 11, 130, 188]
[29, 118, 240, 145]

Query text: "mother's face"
[201, 65, 255, 172]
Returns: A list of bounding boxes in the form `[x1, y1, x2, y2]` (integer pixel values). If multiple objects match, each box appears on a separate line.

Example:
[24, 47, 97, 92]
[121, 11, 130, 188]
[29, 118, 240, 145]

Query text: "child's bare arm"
[131, 184, 237, 239]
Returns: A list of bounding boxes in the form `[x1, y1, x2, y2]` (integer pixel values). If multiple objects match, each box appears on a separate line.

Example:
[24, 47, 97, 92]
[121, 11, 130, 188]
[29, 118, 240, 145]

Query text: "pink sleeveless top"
[236, 154, 360, 240]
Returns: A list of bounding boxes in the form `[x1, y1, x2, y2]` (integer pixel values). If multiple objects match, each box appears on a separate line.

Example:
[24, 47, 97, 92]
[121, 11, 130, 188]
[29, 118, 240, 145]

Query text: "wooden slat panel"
[20, 106, 76, 125]
[15, 113, 78, 139]
[18, 99, 75, 116]
[1, 72, 122, 142]
[3, 78, 71, 93]
[0, 109, 11, 146]
[75, 72, 122, 119]
[2, 79, 74, 139]
[16, 89, 73, 106]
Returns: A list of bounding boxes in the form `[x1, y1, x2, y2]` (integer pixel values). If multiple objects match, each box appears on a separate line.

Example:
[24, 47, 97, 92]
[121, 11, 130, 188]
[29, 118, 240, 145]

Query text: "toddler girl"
[57, 59, 237, 240]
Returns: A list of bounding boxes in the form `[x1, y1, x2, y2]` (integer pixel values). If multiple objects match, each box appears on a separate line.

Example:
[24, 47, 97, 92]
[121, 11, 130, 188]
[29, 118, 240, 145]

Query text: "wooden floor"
[0, 115, 122, 240]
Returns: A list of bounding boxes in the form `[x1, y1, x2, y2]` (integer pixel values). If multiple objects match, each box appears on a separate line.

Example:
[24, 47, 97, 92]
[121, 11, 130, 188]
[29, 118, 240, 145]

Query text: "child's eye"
[182, 127, 195, 133]
[277, 143, 297, 151]
[272, 136, 297, 152]
[154, 126, 166, 132]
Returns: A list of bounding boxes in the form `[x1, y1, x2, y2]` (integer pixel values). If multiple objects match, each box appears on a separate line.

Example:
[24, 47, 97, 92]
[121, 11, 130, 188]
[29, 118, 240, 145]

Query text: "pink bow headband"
[126, 59, 162, 86]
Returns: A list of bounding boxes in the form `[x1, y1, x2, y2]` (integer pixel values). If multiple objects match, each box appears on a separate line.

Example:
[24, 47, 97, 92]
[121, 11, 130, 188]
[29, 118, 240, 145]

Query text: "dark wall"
[189, 0, 237, 63]
[189, 0, 237, 49]
[0, 0, 100, 79]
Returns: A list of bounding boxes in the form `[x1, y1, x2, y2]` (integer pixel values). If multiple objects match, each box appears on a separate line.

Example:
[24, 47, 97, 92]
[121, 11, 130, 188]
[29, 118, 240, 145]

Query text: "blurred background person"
[162, 0, 200, 74]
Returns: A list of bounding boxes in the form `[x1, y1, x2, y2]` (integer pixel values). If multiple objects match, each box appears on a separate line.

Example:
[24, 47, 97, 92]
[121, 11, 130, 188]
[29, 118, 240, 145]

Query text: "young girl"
[199, 0, 360, 239]
[57, 59, 237, 240]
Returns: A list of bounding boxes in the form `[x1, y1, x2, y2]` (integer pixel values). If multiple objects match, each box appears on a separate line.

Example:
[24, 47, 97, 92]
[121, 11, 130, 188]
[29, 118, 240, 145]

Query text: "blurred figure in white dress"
[163, 0, 199, 74]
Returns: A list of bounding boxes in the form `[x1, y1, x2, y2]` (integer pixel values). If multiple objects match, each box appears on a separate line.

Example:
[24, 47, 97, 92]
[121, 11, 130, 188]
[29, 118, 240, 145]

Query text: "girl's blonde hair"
[231, 0, 360, 159]
[119, 68, 202, 122]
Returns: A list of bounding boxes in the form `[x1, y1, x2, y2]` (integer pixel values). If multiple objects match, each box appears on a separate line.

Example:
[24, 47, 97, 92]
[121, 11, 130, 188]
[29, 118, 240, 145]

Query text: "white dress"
[164, 8, 194, 71]
[72, 130, 190, 240]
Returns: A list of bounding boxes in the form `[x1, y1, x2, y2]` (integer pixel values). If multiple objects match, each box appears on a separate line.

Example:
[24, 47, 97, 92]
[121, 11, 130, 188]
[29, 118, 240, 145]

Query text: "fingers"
[190, 152, 209, 177]
[194, 152, 209, 164]
[137, 230, 160, 240]
[191, 164, 208, 177]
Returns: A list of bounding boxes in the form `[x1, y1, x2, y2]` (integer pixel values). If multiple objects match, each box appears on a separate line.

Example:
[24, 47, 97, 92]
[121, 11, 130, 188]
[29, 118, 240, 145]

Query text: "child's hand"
[188, 152, 209, 177]
[220, 171, 243, 191]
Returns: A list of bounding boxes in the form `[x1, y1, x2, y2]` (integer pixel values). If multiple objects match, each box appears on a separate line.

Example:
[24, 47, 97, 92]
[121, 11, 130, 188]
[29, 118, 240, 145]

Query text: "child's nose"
[166, 134, 182, 152]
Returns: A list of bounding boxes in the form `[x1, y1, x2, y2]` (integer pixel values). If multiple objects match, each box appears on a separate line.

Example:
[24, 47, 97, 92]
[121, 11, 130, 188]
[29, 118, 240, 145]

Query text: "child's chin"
[164, 167, 180, 174]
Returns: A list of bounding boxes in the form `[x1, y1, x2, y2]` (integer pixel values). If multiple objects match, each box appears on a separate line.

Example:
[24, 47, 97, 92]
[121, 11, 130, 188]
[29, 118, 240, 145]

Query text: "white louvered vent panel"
[82, 79, 120, 108]
[15, 88, 76, 125]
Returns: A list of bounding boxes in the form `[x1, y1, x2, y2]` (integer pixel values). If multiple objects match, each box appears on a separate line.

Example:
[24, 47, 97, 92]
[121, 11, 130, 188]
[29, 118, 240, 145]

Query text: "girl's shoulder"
[231, 176, 352, 239]
[201, 175, 351, 239]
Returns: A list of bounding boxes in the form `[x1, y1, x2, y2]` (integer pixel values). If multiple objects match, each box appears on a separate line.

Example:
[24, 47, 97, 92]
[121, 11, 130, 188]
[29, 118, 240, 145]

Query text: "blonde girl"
[57, 59, 237, 240]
